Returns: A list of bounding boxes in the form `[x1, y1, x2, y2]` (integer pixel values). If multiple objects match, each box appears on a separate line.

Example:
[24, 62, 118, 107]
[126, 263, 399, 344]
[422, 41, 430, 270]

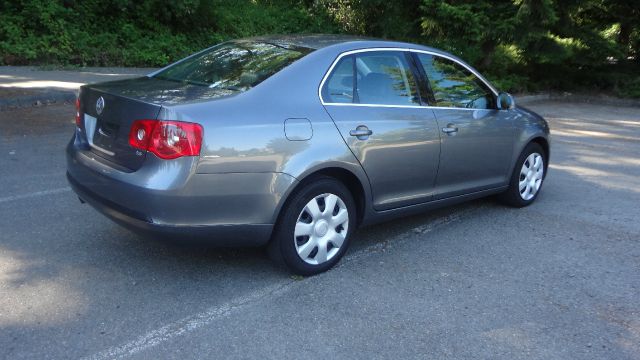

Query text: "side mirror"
[498, 92, 515, 110]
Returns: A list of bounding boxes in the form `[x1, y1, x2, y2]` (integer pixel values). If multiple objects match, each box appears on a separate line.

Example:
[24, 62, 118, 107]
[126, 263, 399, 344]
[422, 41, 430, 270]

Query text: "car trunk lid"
[80, 76, 235, 171]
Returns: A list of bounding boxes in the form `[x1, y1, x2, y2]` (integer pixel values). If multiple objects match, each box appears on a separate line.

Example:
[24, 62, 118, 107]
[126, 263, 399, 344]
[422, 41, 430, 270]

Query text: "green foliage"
[0, 0, 335, 66]
[420, 0, 517, 67]
[417, 0, 639, 96]
[0, 0, 638, 96]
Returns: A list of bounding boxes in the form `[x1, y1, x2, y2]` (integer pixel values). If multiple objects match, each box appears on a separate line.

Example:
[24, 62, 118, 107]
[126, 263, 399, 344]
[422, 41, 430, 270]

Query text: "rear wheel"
[269, 177, 356, 275]
[500, 143, 547, 207]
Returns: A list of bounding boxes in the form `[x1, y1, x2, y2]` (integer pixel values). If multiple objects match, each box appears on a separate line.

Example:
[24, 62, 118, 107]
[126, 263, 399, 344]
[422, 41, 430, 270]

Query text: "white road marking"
[342, 205, 481, 264]
[82, 282, 293, 360]
[84, 204, 482, 360]
[0, 187, 71, 204]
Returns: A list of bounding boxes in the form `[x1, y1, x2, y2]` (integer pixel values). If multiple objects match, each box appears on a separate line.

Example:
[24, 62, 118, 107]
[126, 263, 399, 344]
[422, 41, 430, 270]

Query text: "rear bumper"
[66, 138, 297, 246]
[67, 173, 273, 245]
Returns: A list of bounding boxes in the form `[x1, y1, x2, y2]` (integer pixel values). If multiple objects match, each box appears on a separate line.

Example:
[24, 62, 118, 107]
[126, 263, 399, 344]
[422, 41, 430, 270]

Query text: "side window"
[355, 51, 420, 106]
[417, 54, 496, 109]
[321, 51, 420, 106]
[322, 56, 355, 103]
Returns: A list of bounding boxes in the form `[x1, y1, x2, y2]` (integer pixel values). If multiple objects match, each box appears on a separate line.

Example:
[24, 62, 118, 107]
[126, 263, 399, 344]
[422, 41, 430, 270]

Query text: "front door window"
[416, 54, 496, 109]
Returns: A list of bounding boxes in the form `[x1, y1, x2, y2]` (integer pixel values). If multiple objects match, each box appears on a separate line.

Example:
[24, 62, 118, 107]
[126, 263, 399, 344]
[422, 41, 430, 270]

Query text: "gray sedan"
[67, 35, 549, 275]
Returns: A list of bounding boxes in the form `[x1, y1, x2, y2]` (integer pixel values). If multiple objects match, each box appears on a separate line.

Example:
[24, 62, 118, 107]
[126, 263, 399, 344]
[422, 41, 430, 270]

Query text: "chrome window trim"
[318, 47, 500, 110]
[322, 102, 495, 111]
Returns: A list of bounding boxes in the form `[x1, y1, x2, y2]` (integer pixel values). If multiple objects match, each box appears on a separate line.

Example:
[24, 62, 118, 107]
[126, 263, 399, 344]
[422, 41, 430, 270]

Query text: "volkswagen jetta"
[67, 35, 550, 275]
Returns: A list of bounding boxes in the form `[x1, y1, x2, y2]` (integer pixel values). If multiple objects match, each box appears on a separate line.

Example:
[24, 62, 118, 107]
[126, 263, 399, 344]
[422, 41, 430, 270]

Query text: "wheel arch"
[508, 133, 551, 178]
[530, 136, 550, 163]
[272, 165, 371, 228]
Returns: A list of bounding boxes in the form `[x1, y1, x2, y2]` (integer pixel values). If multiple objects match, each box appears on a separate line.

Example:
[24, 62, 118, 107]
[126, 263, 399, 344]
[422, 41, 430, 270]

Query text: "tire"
[499, 142, 547, 207]
[268, 176, 356, 276]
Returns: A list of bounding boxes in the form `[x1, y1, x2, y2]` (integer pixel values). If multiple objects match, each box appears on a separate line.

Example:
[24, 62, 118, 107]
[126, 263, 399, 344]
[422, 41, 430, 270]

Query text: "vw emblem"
[96, 96, 105, 115]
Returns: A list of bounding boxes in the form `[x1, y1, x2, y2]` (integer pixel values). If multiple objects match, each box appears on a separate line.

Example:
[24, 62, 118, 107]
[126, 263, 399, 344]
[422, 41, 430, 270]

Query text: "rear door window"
[322, 56, 355, 103]
[355, 51, 420, 106]
[322, 51, 420, 106]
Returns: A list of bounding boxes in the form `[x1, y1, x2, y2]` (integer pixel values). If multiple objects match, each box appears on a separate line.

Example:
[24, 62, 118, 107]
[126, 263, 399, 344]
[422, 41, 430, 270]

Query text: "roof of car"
[241, 35, 500, 97]
[246, 34, 386, 50]
[243, 34, 447, 58]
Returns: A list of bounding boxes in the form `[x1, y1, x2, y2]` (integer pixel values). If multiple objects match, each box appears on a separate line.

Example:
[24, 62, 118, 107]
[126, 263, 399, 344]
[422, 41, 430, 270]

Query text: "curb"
[0, 89, 77, 111]
[516, 93, 640, 108]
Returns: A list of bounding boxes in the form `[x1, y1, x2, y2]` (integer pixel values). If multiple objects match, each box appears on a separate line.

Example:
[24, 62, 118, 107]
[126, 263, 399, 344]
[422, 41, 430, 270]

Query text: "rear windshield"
[153, 41, 312, 91]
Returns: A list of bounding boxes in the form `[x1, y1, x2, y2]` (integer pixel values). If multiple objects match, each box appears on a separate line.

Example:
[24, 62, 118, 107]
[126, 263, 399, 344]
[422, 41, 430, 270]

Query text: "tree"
[420, 0, 518, 68]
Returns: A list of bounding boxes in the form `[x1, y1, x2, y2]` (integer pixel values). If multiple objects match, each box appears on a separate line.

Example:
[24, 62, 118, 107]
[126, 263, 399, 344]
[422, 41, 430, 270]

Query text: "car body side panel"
[165, 91, 366, 180]
[325, 104, 441, 210]
[431, 108, 515, 199]
[506, 105, 551, 177]
[158, 43, 550, 228]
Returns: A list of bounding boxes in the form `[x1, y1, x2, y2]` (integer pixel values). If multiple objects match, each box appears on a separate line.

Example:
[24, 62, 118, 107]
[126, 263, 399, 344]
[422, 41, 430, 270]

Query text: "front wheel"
[268, 177, 356, 276]
[500, 143, 547, 207]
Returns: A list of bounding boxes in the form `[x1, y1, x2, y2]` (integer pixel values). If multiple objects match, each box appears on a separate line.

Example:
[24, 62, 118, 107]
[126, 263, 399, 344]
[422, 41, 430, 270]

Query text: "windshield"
[153, 41, 312, 91]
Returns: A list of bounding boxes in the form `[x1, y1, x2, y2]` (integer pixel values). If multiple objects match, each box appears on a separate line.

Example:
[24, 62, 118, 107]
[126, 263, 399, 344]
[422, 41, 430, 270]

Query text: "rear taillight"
[75, 98, 81, 127]
[129, 119, 156, 150]
[129, 119, 203, 159]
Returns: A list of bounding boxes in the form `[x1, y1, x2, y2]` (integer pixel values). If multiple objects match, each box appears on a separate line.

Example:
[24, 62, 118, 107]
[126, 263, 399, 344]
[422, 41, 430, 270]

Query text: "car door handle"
[349, 126, 373, 140]
[442, 124, 459, 134]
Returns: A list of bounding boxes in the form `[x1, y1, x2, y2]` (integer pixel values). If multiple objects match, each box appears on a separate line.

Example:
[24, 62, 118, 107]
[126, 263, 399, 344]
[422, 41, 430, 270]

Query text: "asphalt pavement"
[0, 66, 153, 90]
[0, 100, 639, 359]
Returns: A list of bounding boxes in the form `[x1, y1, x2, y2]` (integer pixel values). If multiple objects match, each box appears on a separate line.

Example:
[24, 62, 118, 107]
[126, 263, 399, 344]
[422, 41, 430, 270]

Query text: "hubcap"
[294, 193, 349, 265]
[519, 152, 544, 201]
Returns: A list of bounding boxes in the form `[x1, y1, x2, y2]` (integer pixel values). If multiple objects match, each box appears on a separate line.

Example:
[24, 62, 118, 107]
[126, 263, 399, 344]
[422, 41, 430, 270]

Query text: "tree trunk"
[618, 22, 631, 58]
[480, 41, 496, 69]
